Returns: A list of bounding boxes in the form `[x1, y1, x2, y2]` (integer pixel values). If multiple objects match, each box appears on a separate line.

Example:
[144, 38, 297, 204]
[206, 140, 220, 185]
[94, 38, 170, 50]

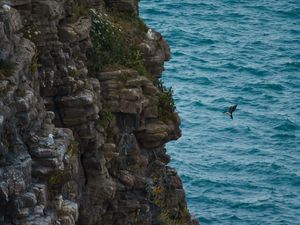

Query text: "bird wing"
[228, 104, 237, 113]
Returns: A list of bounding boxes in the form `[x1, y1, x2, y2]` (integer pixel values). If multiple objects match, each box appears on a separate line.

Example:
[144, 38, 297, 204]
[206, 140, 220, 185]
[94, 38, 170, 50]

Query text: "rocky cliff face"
[0, 1, 199, 225]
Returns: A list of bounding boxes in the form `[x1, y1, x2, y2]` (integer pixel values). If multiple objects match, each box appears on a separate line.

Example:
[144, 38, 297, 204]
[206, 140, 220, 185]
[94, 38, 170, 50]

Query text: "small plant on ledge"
[156, 79, 177, 123]
[69, 2, 88, 22]
[99, 110, 113, 129]
[31, 49, 42, 74]
[147, 181, 190, 225]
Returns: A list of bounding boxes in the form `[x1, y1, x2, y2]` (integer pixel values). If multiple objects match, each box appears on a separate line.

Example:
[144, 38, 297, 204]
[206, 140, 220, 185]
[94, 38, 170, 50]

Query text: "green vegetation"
[107, 9, 148, 39]
[72, 2, 87, 18]
[31, 50, 42, 74]
[102, 64, 128, 72]
[67, 140, 79, 157]
[21, 20, 42, 74]
[99, 110, 113, 129]
[87, 9, 146, 75]
[0, 59, 16, 77]
[21, 20, 41, 44]
[159, 210, 189, 225]
[156, 79, 177, 123]
[48, 170, 66, 186]
[68, 2, 88, 22]
[148, 183, 190, 225]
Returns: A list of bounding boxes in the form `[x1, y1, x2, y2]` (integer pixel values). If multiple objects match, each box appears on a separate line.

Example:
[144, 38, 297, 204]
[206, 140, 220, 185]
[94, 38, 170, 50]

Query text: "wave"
[172, 75, 213, 86]
[271, 134, 296, 139]
[211, 97, 227, 104]
[221, 127, 240, 133]
[275, 8, 300, 18]
[256, 83, 285, 91]
[197, 38, 215, 45]
[241, 86, 264, 95]
[192, 100, 205, 107]
[237, 67, 271, 77]
[274, 119, 299, 131]
[284, 61, 300, 67]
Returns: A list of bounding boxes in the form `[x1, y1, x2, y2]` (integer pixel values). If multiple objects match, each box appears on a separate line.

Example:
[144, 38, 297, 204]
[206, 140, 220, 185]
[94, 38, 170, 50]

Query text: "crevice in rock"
[52, 96, 66, 128]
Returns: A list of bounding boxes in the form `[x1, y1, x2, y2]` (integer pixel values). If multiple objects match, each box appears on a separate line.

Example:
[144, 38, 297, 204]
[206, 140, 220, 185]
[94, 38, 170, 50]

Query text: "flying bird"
[224, 104, 238, 119]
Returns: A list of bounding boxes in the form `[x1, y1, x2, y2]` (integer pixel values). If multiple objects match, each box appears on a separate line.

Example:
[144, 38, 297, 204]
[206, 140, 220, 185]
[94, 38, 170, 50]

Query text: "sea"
[140, 1, 300, 224]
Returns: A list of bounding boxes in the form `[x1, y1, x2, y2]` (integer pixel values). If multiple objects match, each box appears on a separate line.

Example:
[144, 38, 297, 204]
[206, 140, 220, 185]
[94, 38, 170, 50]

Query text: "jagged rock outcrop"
[0, 1, 199, 225]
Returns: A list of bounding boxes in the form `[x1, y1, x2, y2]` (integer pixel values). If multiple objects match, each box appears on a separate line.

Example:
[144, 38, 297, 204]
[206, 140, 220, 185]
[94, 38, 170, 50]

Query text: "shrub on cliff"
[156, 80, 177, 122]
[87, 9, 145, 74]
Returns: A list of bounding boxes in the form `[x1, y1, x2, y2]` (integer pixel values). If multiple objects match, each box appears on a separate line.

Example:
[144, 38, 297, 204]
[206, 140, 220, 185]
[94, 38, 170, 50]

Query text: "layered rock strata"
[0, 1, 199, 225]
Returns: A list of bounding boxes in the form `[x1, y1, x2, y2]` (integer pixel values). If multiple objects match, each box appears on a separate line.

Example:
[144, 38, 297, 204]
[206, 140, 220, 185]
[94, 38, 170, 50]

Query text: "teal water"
[140, 1, 300, 224]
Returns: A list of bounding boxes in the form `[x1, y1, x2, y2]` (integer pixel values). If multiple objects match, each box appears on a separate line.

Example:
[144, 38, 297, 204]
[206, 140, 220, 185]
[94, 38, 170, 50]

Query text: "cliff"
[0, 1, 199, 225]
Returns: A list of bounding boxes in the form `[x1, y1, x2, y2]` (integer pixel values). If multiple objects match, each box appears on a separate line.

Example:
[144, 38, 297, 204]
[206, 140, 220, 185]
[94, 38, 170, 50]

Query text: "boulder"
[135, 120, 170, 148]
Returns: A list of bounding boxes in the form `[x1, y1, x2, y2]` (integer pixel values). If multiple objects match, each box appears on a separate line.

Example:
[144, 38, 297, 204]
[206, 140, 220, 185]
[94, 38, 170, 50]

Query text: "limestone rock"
[135, 120, 170, 148]
[0, 7, 23, 33]
[58, 199, 79, 223]
[119, 170, 135, 188]
[139, 29, 171, 78]
[31, 0, 65, 20]
[59, 17, 91, 43]
[9, 1, 31, 7]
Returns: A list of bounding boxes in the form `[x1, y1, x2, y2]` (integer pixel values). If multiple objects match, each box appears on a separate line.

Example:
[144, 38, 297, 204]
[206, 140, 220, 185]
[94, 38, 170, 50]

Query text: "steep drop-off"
[0, 1, 199, 225]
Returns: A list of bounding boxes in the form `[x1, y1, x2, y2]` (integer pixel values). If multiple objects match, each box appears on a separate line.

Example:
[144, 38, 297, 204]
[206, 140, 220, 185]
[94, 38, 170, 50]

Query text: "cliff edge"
[0, 1, 199, 225]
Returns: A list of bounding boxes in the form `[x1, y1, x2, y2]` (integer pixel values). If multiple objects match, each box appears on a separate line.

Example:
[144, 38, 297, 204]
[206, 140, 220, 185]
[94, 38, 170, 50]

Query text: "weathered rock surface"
[0, 1, 199, 225]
